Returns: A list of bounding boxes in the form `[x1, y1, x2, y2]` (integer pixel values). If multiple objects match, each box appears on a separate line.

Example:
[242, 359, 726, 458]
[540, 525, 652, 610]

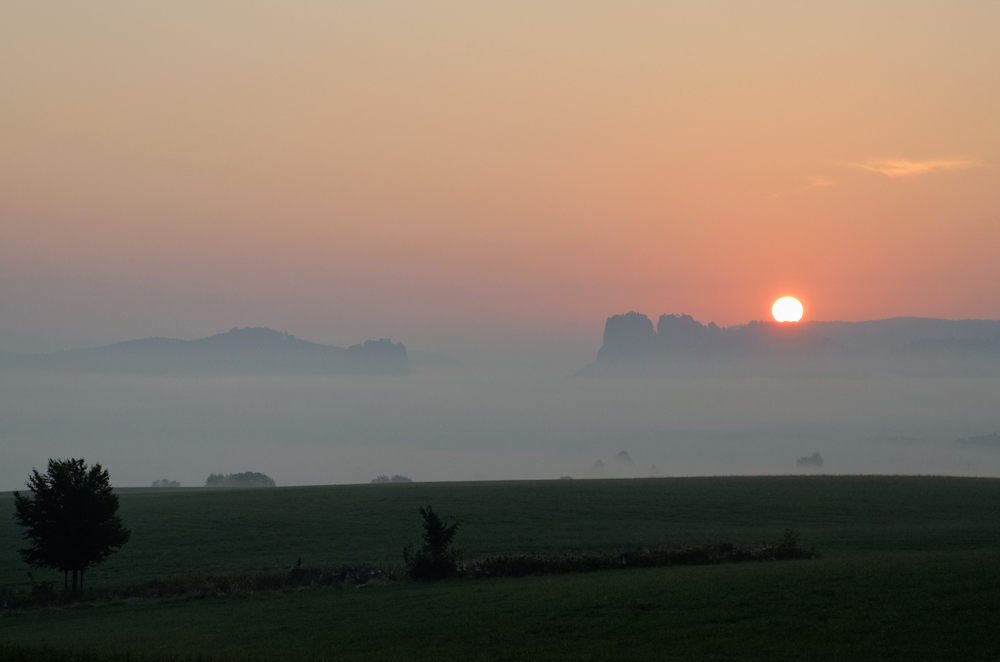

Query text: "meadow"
[2, 476, 1000, 660]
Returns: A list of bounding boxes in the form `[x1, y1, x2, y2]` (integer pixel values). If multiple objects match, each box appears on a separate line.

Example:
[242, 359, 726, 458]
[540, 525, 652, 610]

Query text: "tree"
[13, 458, 131, 593]
[403, 506, 461, 579]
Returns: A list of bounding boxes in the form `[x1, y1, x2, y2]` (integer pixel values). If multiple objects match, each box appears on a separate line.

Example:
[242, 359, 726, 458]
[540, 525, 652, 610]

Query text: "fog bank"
[2, 339, 999, 491]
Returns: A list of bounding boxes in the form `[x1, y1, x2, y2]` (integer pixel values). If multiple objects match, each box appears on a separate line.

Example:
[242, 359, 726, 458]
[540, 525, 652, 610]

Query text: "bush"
[151, 479, 180, 488]
[403, 506, 460, 579]
[775, 528, 811, 559]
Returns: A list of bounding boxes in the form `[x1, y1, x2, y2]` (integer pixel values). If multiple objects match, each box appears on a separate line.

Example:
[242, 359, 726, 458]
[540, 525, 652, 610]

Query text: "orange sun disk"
[772, 297, 803, 322]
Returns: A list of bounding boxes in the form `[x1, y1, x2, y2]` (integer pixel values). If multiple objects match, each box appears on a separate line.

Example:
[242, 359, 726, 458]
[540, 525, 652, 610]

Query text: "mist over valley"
[2, 315, 998, 492]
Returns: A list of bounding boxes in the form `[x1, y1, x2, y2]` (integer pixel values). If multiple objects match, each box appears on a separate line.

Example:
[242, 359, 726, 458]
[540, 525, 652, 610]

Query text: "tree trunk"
[80, 569, 84, 592]
[64, 569, 68, 593]
[72, 568, 78, 593]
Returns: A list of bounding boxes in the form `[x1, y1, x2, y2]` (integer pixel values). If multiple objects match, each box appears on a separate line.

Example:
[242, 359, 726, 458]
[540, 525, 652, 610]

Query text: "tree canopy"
[13, 458, 131, 592]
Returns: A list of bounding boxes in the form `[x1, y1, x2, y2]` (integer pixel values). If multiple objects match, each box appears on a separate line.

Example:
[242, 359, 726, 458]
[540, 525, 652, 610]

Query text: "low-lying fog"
[2, 340, 999, 491]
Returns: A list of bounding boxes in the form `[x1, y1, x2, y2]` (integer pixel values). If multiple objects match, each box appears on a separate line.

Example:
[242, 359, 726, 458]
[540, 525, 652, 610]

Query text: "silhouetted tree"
[403, 506, 461, 579]
[13, 458, 131, 593]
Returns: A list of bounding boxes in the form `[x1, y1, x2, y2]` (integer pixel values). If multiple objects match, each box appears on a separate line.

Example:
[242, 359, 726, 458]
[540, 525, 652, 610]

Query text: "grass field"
[3, 476, 1000, 660]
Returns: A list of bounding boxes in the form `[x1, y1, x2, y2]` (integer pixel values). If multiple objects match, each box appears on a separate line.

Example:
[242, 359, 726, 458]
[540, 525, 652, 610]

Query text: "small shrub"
[775, 528, 812, 559]
[404, 506, 461, 579]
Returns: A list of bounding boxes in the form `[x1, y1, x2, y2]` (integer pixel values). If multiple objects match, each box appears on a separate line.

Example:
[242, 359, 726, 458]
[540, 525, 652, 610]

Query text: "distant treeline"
[371, 475, 413, 484]
[205, 472, 275, 488]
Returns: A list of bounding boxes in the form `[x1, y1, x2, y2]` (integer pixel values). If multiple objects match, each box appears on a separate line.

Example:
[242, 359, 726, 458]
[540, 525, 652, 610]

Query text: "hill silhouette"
[803, 318, 1000, 353]
[0, 327, 408, 376]
[580, 313, 1000, 377]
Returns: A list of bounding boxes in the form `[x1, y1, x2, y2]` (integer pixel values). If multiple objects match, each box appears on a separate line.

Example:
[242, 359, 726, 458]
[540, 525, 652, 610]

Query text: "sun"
[772, 297, 803, 322]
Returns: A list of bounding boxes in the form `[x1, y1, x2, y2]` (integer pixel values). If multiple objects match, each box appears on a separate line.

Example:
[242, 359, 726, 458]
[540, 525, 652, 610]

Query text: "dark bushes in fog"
[795, 453, 824, 469]
[151, 479, 180, 488]
[371, 474, 412, 484]
[204, 472, 275, 488]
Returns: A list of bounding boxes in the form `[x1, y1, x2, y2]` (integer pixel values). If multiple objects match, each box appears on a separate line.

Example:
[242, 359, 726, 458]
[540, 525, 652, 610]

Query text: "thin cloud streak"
[845, 158, 982, 179]
[766, 175, 836, 199]
[808, 175, 836, 188]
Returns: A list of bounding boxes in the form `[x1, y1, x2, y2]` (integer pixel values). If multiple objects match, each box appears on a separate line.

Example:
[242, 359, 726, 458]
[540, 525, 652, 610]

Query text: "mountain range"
[0, 327, 409, 376]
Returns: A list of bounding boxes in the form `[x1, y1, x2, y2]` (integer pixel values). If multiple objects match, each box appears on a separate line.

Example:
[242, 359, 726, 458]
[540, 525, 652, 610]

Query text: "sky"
[2, 2, 1000, 490]
[2, 1, 999, 353]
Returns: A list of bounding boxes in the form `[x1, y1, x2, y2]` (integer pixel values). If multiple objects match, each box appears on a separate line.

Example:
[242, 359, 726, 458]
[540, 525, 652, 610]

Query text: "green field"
[3, 476, 1000, 660]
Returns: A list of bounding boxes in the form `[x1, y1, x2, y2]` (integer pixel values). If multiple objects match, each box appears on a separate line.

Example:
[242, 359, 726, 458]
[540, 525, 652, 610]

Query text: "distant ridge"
[106, 327, 326, 352]
[803, 317, 1000, 353]
[579, 313, 1000, 377]
[0, 327, 409, 376]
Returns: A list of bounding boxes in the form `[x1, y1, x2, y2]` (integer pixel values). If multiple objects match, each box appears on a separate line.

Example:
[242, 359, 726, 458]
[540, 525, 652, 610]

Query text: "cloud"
[766, 175, 835, 199]
[845, 157, 981, 179]
[807, 175, 836, 188]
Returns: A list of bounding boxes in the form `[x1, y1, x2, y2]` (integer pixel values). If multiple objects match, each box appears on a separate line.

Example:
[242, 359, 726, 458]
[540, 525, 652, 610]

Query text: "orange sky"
[1, 2, 998, 352]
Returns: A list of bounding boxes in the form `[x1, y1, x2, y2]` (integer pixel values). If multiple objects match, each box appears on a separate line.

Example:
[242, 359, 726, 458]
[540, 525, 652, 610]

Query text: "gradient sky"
[2, 1, 998, 353]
